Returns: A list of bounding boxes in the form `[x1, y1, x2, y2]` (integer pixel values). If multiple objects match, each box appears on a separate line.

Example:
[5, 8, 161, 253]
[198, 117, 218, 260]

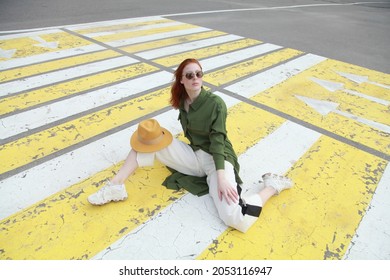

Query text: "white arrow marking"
[295, 95, 390, 134]
[295, 95, 339, 116]
[310, 77, 389, 106]
[0, 48, 17, 59]
[310, 77, 344, 92]
[336, 71, 390, 90]
[31, 36, 59, 49]
[343, 89, 389, 106]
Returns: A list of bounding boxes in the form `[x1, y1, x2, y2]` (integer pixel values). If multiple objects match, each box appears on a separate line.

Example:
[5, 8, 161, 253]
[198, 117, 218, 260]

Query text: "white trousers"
[136, 138, 263, 233]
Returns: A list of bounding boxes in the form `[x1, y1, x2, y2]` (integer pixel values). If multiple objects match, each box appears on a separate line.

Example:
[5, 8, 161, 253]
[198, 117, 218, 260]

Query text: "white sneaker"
[262, 173, 293, 195]
[88, 181, 128, 205]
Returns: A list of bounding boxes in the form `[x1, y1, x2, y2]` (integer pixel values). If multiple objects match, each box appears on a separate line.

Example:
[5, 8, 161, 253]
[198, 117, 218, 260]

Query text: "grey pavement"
[1, 0, 389, 73]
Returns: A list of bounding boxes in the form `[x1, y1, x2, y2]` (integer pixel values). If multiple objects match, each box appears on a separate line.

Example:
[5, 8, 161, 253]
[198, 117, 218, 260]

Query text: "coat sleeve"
[209, 98, 228, 170]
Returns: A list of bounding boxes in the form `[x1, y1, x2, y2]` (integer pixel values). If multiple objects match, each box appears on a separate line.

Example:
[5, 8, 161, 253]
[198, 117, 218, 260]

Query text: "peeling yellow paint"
[204, 48, 303, 86]
[0, 50, 121, 82]
[0, 62, 158, 115]
[0, 102, 284, 260]
[121, 30, 227, 54]
[0, 87, 170, 175]
[250, 59, 390, 155]
[198, 136, 387, 260]
[152, 38, 262, 67]
[93, 23, 200, 43]
[0, 32, 93, 60]
[75, 18, 174, 35]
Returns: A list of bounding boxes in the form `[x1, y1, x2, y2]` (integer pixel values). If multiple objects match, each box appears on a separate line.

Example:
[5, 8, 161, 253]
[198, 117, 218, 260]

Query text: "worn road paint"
[249, 59, 390, 155]
[0, 16, 389, 261]
[0, 50, 120, 83]
[198, 136, 387, 260]
[0, 63, 159, 116]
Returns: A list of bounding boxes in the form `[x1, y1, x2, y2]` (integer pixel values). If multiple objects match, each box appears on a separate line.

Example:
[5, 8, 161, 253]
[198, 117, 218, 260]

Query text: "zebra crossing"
[0, 16, 389, 260]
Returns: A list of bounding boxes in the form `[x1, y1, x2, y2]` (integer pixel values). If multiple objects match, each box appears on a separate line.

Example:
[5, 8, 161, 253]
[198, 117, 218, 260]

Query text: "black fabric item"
[237, 185, 262, 217]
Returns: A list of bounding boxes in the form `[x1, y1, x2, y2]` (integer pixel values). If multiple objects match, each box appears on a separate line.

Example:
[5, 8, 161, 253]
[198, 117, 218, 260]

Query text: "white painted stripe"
[0, 56, 137, 97]
[345, 162, 390, 260]
[343, 89, 389, 106]
[0, 44, 105, 71]
[92, 121, 321, 260]
[0, 29, 64, 40]
[0, 16, 164, 34]
[200, 43, 282, 71]
[66, 16, 164, 31]
[0, 71, 173, 139]
[225, 54, 327, 98]
[107, 27, 210, 48]
[159, 2, 389, 17]
[135, 34, 242, 60]
[335, 109, 390, 134]
[83, 21, 184, 38]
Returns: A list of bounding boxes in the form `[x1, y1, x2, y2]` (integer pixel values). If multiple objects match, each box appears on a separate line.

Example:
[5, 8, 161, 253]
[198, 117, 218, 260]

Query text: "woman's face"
[180, 62, 203, 94]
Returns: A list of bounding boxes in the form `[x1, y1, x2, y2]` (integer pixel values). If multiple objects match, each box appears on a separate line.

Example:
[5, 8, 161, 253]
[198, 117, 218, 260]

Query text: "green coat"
[163, 88, 242, 196]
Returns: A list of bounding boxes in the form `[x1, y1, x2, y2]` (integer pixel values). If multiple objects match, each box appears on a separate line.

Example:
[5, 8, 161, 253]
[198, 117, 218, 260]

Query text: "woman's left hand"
[216, 170, 239, 205]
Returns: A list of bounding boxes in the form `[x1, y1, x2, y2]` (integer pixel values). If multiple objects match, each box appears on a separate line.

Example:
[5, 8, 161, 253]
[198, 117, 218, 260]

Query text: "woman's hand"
[216, 170, 239, 205]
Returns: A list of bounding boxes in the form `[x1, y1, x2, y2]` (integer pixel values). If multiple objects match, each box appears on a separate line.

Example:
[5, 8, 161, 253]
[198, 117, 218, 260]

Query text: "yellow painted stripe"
[325, 59, 390, 100]
[152, 38, 262, 67]
[0, 50, 121, 83]
[120, 30, 226, 54]
[0, 86, 167, 175]
[250, 59, 390, 154]
[0, 102, 286, 260]
[0, 32, 93, 60]
[204, 48, 303, 86]
[0, 62, 157, 116]
[198, 136, 386, 260]
[76, 18, 174, 34]
[94, 23, 199, 43]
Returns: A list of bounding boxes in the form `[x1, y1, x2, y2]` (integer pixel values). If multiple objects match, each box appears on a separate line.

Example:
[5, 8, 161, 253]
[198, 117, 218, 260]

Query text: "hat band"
[138, 132, 164, 146]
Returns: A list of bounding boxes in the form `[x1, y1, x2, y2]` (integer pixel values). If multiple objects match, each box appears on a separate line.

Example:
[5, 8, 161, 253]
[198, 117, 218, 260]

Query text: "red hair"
[170, 58, 202, 109]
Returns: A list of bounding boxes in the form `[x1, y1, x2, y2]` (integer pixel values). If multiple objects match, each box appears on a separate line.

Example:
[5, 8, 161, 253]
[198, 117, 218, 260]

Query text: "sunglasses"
[183, 71, 203, 80]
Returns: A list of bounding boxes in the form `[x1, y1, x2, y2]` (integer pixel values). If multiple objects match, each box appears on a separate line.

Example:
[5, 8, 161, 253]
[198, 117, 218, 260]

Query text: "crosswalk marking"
[0, 63, 160, 116]
[0, 98, 312, 260]
[0, 16, 389, 260]
[120, 30, 226, 53]
[0, 31, 94, 60]
[0, 44, 104, 71]
[204, 48, 303, 86]
[249, 59, 390, 156]
[0, 66, 167, 139]
[92, 23, 200, 44]
[225, 53, 327, 98]
[0, 56, 138, 96]
[66, 16, 165, 32]
[345, 162, 390, 259]
[0, 85, 171, 175]
[136, 34, 242, 60]
[0, 49, 121, 83]
[93, 118, 322, 260]
[81, 20, 182, 38]
[198, 136, 387, 260]
[108, 26, 211, 48]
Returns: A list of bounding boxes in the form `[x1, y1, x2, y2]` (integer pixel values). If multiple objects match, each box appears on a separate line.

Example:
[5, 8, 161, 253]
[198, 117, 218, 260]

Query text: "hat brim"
[130, 128, 173, 153]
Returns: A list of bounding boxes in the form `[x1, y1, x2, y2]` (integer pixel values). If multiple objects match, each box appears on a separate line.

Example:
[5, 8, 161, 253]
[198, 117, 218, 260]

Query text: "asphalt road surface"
[1, 0, 389, 73]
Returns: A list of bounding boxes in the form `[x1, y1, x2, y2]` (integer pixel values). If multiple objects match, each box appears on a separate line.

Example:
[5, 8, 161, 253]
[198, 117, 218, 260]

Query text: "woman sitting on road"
[88, 58, 293, 233]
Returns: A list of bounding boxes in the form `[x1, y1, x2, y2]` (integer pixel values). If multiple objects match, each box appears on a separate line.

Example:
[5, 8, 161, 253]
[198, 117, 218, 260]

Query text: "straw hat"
[130, 119, 173, 152]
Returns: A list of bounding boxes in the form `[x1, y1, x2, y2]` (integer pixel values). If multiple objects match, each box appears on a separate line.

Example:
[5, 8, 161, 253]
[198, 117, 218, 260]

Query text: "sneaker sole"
[88, 196, 128, 206]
